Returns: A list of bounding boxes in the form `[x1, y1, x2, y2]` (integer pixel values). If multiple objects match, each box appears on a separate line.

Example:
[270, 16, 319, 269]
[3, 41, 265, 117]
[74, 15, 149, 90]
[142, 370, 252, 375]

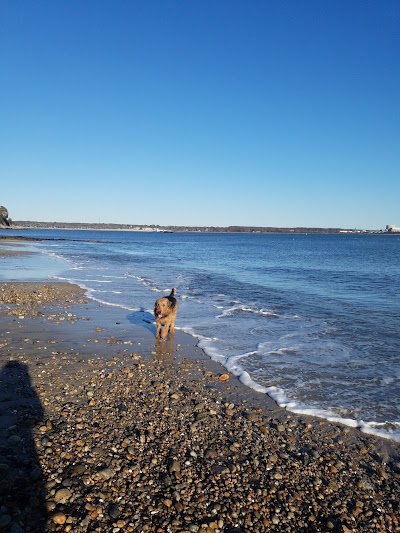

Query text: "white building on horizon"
[386, 224, 400, 233]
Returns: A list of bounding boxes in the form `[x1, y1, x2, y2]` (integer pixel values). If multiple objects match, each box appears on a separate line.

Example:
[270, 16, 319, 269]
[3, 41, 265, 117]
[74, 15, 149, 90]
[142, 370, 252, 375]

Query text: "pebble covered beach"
[0, 243, 399, 532]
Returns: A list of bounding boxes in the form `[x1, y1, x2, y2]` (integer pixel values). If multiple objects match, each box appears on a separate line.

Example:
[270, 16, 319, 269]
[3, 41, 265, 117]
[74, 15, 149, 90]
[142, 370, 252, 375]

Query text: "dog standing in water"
[154, 288, 178, 339]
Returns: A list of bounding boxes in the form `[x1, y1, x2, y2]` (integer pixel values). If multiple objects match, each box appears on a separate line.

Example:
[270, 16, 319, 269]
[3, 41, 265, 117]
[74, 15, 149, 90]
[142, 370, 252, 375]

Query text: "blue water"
[2, 228, 400, 441]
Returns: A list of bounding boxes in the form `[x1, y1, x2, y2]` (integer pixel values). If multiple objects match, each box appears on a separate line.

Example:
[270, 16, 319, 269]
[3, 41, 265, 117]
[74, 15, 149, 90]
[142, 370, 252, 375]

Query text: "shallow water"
[0, 241, 66, 281]
[2, 228, 400, 441]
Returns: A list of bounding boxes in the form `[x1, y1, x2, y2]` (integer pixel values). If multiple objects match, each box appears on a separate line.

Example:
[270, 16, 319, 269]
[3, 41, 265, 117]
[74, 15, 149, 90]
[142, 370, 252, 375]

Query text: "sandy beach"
[0, 243, 399, 532]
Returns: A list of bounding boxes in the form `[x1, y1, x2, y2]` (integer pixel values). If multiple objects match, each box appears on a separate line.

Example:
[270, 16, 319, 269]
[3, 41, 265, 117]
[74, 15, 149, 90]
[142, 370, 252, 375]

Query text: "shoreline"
[1, 281, 400, 532]
[1, 225, 390, 235]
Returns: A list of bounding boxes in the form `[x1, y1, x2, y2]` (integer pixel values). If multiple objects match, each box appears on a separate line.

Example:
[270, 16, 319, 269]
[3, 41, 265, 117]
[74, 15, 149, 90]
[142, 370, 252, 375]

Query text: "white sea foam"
[181, 294, 198, 301]
[216, 305, 279, 319]
[87, 289, 122, 294]
[239, 370, 275, 393]
[76, 278, 113, 283]
[181, 327, 219, 345]
[197, 341, 400, 442]
[54, 275, 111, 283]
[85, 292, 138, 311]
[380, 376, 396, 385]
[101, 275, 127, 279]
[126, 273, 169, 294]
[358, 421, 400, 442]
[194, 336, 228, 366]
[181, 293, 204, 304]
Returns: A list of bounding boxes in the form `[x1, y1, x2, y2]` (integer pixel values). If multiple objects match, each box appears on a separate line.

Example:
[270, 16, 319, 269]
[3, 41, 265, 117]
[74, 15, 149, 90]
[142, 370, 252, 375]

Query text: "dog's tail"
[169, 288, 176, 297]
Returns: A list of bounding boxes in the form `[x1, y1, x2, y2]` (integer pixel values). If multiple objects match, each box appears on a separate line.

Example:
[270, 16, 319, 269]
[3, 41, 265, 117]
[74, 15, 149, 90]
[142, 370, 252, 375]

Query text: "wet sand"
[0, 241, 34, 256]
[0, 277, 399, 531]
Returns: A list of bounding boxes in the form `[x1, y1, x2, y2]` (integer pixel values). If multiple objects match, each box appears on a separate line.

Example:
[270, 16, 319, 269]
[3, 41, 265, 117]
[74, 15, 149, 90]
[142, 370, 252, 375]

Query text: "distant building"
[386, 225, 400, 233]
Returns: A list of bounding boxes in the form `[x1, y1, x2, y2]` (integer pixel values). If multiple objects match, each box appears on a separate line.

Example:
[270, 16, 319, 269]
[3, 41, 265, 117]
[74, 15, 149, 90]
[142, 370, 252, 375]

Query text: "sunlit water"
[2, 228, 400, 441]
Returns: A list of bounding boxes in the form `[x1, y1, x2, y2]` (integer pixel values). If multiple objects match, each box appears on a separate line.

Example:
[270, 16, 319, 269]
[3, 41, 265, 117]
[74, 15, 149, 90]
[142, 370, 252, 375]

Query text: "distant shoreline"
[0, 221, 391, 234]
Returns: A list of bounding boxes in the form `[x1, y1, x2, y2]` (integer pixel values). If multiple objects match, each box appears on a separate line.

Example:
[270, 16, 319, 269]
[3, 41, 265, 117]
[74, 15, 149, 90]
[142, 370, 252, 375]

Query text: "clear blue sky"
[1, 0, 399, 229]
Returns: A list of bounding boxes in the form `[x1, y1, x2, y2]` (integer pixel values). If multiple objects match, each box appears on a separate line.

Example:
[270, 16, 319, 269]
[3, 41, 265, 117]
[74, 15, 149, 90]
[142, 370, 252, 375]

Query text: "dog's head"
[154, 298, 170, 318]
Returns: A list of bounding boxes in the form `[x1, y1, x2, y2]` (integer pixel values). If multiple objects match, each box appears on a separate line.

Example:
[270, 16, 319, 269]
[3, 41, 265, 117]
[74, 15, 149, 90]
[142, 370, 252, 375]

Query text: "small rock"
[109, 504, 121, 519]
[52, 512, 67, 525]
[97, 467, 115, 480]
[168, 460, 181, 473]
[54, 488, 72, 503]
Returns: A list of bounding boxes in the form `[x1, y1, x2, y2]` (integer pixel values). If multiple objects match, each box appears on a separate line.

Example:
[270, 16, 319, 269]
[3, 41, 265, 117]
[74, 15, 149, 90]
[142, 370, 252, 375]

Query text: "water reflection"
[153, 337, 175, 360]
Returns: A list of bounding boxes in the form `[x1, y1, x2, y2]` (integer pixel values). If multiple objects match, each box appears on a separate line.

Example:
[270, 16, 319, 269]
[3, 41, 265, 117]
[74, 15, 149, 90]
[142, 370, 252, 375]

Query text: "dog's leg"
[169, 310, 177, 335]
[156, 319, 162, 338]
[161, 317, 171, 338]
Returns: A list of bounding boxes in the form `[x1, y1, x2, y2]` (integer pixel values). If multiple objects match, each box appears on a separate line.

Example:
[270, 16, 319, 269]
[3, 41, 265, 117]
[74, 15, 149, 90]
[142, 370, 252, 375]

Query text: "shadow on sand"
[0, 361, 47, 532]
[127, 308, 156, 335]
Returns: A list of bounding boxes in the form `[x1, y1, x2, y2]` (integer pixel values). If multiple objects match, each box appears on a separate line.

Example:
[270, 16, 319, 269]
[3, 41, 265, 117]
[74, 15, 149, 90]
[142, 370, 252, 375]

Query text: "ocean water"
[2, 228, 400, 441]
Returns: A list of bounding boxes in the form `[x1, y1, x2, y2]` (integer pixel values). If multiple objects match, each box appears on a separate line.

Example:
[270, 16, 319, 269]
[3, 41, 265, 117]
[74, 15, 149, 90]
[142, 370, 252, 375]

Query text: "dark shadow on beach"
[0, 361, 47, 532]
[127, 308, 157, 335]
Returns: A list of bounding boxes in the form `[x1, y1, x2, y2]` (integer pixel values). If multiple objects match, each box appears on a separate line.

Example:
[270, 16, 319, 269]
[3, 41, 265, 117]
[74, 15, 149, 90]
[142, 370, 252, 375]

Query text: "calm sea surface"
[2, 229, 400, 441]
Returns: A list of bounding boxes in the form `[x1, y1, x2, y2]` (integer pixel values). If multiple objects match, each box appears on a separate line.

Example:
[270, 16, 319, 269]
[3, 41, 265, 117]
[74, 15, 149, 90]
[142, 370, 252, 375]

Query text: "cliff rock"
[0, 206, 11, 226]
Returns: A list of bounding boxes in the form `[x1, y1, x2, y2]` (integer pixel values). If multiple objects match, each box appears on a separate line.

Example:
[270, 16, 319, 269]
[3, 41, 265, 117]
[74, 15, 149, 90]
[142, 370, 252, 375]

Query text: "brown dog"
[154, 288, 178, 339]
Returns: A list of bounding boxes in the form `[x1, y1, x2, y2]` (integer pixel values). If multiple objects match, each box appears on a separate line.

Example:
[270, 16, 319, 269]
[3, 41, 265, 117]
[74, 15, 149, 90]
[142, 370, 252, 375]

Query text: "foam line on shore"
[195, 335, 400, 442]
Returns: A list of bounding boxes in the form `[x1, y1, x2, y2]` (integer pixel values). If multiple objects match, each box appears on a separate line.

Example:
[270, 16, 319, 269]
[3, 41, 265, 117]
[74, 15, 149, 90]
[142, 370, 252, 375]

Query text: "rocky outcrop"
[0, 206, 11, 226]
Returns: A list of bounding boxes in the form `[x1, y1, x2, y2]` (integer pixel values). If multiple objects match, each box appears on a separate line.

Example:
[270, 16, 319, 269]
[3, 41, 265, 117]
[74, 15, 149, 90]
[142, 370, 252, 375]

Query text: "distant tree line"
[11, 220, 358, 233]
